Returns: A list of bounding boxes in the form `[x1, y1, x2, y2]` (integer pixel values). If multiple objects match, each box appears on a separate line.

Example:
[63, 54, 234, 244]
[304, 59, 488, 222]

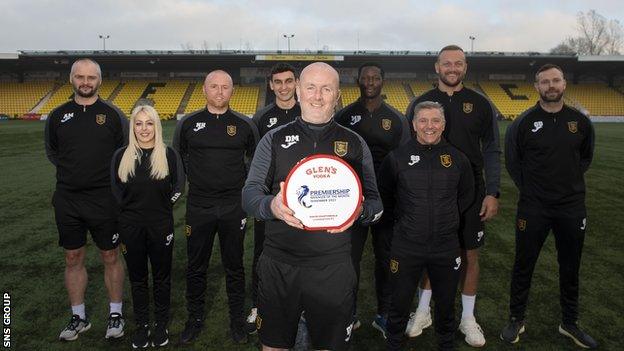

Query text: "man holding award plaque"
[242, 62, 383, 351]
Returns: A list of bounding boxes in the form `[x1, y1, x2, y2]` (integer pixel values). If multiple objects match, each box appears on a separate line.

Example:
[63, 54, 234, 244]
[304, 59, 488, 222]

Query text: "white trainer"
[459, 316, 486, 347]
[405, 308, 432, 337]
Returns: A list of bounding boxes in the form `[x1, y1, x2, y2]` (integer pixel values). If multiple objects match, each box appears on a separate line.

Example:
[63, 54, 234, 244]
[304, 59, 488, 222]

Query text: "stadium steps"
[107, 82, 125, 102]
[176, 82, 197, 117]
[403, 83, 415, 99]
[257, 84, 267, 112]
[31, 83, 61, 114]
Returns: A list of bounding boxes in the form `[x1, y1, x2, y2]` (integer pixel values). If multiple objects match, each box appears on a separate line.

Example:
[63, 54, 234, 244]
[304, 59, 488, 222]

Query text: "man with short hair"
[380, 101, 474, 351]
[45, 58, 128, 341]
[173, 70, 259, 344]
[247, 63, 301, 333]
[242, 62, 383, 351]
[405, 45, 500, 347]
[335, 62, 411, 335]
[501, 64, 597, 349]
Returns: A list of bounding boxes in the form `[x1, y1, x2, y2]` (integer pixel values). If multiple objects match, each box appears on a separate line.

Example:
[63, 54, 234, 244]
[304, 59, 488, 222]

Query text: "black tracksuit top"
[111, 146, 186, 225]
[335, 98, 412, 173]
[378, 138, 474, 254]
[252, 102, 301, 138]
[407, 87, 501, 194]
[44, 98, 128, 197]
[172, 108, 259, 207]
[505, 103, 594, 214]
[242, 117, 384, 266]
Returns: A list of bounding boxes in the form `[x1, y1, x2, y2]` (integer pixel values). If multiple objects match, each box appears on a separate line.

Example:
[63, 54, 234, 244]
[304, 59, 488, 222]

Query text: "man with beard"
[335, 62, 411, 337]
[242, 62, 383, 351]
[247, 63, 301, 334]
[501, 64, 597, 349]
[45, 58, 128, 341]
[173, 70, 259, 345]
[404, 45, 500, 348]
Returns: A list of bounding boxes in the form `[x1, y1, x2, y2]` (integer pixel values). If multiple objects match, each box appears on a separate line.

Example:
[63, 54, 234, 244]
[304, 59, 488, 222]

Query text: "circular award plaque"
[283, 154, 362, 231]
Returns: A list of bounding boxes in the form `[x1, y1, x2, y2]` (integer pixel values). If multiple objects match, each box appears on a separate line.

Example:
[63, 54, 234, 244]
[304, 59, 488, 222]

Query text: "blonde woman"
[111, 105, 185, 348]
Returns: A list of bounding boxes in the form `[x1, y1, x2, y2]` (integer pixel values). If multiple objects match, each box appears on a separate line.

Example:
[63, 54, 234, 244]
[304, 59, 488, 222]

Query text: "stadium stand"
[184, 84, 259, 116]
[0, 81, 54, 117]
[148, 81, 189, 119]
[340, 84, 360, 107]
[564, 83, 624, 116]
[478, 81, 540, 119]
[38, 80, 120, 115]
[112, 81, 150, 115]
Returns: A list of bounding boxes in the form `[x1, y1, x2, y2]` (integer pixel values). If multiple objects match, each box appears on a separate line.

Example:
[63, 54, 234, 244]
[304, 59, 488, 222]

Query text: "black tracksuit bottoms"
[386, 245, 461, 351]
[509, 208, 586, 325]
[185, 202, 247, 329]
[119, 220, 174, 326]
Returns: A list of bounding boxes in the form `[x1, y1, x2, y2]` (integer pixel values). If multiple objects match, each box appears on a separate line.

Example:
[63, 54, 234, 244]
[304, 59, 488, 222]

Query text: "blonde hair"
[118, 105, 169, 182]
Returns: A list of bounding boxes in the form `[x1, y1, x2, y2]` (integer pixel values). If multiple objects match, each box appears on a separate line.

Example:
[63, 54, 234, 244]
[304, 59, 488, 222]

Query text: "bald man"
[242, 62, 383, 351]
[173, 70, 259, 344]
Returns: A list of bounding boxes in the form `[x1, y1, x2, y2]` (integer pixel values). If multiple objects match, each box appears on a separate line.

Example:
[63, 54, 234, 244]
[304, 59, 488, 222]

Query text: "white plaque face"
[283, 154, 362, 231]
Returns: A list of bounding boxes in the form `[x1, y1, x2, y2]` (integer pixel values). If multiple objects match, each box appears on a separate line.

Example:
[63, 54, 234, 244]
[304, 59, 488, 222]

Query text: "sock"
[71, 304, 86, 320]
[461, 294, 476, 319]
[110, 302, 123, 315]
[417, 289, 432, 312]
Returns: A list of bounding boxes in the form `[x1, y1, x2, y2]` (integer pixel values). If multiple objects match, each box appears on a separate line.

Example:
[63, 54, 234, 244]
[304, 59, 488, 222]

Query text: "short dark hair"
[535, 63, 564, 81]
[269, 63, 297, 81]
[357, 62, 385, 80]
[437, 45, 464, 61]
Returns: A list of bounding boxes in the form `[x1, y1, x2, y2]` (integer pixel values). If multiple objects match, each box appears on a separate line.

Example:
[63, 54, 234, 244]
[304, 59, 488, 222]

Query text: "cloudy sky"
[1, 0, 622, 53]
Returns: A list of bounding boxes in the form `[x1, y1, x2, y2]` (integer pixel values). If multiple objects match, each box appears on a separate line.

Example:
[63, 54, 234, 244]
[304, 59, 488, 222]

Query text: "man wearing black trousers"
[501, 64, 597, 349]
[173, 70, 259, 344]
[334, 62, 411, 335]
[380, 101, 474, 351]
[247, 63, 300, 333]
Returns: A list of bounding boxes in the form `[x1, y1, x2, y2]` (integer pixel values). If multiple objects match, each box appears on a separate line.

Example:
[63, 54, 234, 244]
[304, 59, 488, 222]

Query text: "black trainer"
[152, 323, 169, 347]
[559, 323, 598, 349]
[245, 307, 258, 334]
[231, 326, 248, 344]
[131, 324, 150, 349]
[500, 317, 525, 344]
[179, 319, 202, 344]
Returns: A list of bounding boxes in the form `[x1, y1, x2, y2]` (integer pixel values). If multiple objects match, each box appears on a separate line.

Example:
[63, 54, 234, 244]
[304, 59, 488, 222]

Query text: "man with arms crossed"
[405, 45, 501, 347]
[45, 58, 127, 341]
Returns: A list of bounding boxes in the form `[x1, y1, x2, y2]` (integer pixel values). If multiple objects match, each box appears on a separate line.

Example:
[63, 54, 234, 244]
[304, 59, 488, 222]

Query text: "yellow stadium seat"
[0, 82, 54, 117]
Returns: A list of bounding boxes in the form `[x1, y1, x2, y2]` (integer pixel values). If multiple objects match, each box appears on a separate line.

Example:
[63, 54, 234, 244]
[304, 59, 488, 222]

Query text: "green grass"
[1, 120, 622, 350]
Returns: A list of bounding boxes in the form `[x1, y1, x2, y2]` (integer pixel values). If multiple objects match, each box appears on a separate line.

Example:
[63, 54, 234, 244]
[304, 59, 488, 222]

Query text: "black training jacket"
[44, 98, 128, 197]
[378, 138, 474, 254]
[173, 108, 259, 207]
[242, 117, 383, 266]
[335, 98, 412, 174]
[111, 146, 186, 225]
[406, 87, 500, 195]
[505, 103, 594, 214]
[252, 102, 301, 138]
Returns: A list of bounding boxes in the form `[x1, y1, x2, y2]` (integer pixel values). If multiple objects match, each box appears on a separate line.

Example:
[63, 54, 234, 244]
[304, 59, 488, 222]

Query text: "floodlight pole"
[469, 36, 476, 53]
[99, 34, 110, 51]
[283, 34, 295, 53]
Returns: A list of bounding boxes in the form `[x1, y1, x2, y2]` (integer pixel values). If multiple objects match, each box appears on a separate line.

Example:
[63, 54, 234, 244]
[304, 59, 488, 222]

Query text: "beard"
[540, 90, 564, 103]
[72, 84, 98, 98]
[438, 72, 464, 88]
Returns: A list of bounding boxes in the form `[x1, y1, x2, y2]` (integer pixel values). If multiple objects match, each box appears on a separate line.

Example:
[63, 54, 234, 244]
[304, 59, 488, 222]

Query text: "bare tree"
[551, 10, 623, 55]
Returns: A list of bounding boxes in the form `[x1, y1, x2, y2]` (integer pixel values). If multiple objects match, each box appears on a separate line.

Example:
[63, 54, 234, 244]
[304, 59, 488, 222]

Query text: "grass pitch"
[1, 120, 622, 350]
